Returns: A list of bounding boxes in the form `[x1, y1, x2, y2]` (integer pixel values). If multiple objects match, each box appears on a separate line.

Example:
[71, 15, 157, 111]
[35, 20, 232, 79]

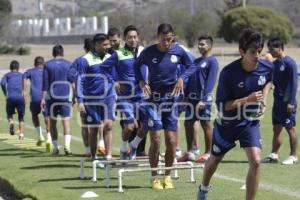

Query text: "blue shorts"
[211, 121, 262, 156]
[6, 98, 25, 120]
[143, 98, 178, 132]
[47, 100, 72, 118]
[83, 96, 116, 125]
[185, 100, 212, 122]
[30, 101, 42, 115]
[117, 99, 146, 124]
[272, 99, 296, 129]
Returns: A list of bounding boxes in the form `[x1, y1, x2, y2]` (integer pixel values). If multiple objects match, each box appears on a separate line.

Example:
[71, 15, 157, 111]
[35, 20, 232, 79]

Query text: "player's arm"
[285, 60, 298, 113]
[0, 74, 7, 96]
[41, 67, 49, 111]
[134, 49, 151, 96]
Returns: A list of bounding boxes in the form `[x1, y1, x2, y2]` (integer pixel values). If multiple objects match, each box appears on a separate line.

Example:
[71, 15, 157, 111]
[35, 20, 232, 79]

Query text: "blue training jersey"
[273, 55, 298, 105]
[1, 71, 24, 100]
[215, 59, 273, 127]
[23, 67, 43, 102]
[42, 58, 72, 101]
[186, 56, 219, 102]
[134, 43, 197, 95]
[76, 50, 115, 103]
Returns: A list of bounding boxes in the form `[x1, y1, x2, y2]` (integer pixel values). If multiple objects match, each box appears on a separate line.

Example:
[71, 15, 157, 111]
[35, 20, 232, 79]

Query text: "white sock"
[35, 126, 44, 140]
[105, 154, 112, 160]
[120, 141, 129, 152]
[52, 140, 59, 150]
[98, 139, 105, 147]
[130, 136, 143, 149]
[64, 134, 71, 149]
[85, 146, 91, 154]
[200, 184, 210, 191]
[47, 132, 52, 142]
[151, 176, 158, 181]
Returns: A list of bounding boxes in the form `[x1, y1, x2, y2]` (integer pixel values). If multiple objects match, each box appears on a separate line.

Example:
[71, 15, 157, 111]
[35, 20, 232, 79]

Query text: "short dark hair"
[239, 28, 264, 52]
[267, 37, 284, 51]
[108, 27, 120, 37]
[198, 35, 213, 46]
[123, 25, 139, 37]
[10, 60, 19, 71]
[52, 44, 64, 57]
[157, 23, 174, 35]
[93, 33, 109, 44]
[34, 56, 44, 67]
[83, 38, 94, 52]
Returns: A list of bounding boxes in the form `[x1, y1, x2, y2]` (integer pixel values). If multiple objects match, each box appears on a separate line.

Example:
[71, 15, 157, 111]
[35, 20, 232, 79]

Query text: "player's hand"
[246, 91, 264, 103]
[40, 98, 46, 111]
[256, 101, 266, 118]
[139, 81, 151, 97]
[172, 77, 183, 97]
[115, 82, 127, 94]
[196, 101, 205, 110]
[78, 102, 86, 116]
[287, 103, 295, 113]
[72, 95, 76, 106]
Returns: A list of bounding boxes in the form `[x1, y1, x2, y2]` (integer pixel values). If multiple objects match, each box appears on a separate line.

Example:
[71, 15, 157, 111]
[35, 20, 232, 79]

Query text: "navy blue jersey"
[42, 58, 72, 101]
[1, 71, 24, 100]
[216, 59, 273, 127]
[273, 55, 298, 105]
[76, 51, 115, 103]
[23, 67, 43, 102]
[186, 56, 219, 102]
[134, 43, 196, 95]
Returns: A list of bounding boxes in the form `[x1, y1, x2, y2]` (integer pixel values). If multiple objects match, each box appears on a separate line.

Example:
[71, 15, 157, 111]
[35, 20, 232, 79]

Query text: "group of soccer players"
[1, 23, 298, 199]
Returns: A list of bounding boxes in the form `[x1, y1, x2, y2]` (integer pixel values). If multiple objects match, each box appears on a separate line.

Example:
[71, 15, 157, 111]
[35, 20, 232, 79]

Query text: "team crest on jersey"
[258, 76, 266, 86]
[152, 58, 158, 64]
[170, 55, 178, 63]
[200, 62, 207, 68]
[238, 81, 244, 88]
[280, 65, 285, 71]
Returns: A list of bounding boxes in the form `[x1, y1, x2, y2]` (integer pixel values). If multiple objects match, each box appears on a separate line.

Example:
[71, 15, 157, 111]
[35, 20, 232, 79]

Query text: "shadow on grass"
[0, 148, 43, 153]
[63, 185, 147, 190]
[221, 160, 248, 164]
[21, 164, 80, 170]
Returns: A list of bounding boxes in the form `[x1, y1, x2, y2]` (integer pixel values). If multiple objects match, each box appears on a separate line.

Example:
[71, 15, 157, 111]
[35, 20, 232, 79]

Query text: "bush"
[220, 6, 294, 43]
[16, 46, 31, 55]
[0, 43, 30, 55]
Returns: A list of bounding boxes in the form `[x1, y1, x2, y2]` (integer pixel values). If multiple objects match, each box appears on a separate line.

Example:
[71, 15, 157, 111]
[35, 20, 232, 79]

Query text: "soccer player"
[67, 38, 93, 157]
[100, 25, 147, 160]
[76, 33, 115, 161]
[108, 27, 122, 52]
[41, 44, 72, 155]
[197, 29, 273, 200]
[261, 37, 298, 165]
[178, 35, 218, 163]
[1, 60, 25, 140]
[134, 23, 197, 189]
[24, 56, 52, 148]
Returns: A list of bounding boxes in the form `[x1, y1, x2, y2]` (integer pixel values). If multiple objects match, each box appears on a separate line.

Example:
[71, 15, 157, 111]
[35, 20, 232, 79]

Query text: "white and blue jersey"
[134, 43, 197, 131]
[212, 59, 273, 155]
[272, 55, 298, 128]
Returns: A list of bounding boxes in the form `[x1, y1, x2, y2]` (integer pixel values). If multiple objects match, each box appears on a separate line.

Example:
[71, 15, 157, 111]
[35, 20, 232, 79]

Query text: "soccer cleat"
[282, 156, 298, 165]
[175, 149, 182, 157]
[151, 178, 164, 190]
[97, 146, 106, 156]
[18, 133, 24, 140]
[177, 152, 195, 162]
[36, 139, 45, 146]
[261, 153, 279, 163]
[197, 186, 209, 200]
[195, 153, 210, 163]
[64, 147, 72, 156]
[9, 124, 14, 135]
[46, 142, 52, 153]
[129, 144, 137, 160]
[163, 176, 174, 189]
[52, 148, 59, 156]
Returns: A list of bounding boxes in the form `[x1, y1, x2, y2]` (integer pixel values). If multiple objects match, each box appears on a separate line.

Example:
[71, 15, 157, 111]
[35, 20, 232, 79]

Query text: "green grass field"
[0, 88, 300, 200]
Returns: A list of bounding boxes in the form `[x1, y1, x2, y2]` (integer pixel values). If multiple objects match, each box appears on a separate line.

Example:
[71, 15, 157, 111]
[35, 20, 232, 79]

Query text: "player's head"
[157, 23, 175, 51]
[52, 44, 64, 57]
[83, 38, 94, 53]
[93, 33, 110, 54]
[198, 35, 213, 55]
[124, 25, 139, 49]
[267, 37, 284, 58]
[239, 29, 264, 64]
[10, 60, 19, 71]
[108, 27, 121, 50]
[34, 56, 44, 67]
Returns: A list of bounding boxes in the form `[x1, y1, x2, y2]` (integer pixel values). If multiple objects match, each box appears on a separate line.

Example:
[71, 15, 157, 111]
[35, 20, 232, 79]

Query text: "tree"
[220, 6, 294, 43]
[0, 0, 12, 39]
